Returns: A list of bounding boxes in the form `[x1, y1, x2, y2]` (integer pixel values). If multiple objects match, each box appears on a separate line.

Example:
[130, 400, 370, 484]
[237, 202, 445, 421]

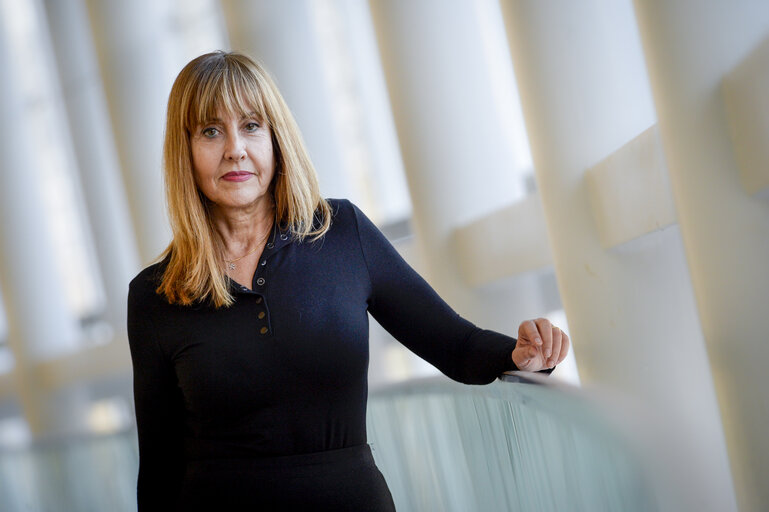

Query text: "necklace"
[224, 221, 275, 271]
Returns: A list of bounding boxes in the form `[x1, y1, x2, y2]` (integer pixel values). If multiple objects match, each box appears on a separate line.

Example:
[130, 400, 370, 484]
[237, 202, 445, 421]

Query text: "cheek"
[190, 150, 220, 203]
[260, 138, 276, 175]
[264, 151, 276, 176]
[191, 144, 217, 179]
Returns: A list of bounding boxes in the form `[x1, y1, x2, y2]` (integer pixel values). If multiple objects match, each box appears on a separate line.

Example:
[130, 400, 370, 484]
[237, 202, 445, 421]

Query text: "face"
[190, 108, 275, 212]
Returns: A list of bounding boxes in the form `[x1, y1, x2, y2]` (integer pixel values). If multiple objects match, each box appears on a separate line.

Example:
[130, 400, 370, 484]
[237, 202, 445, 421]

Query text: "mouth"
[221, 171, 254, 182]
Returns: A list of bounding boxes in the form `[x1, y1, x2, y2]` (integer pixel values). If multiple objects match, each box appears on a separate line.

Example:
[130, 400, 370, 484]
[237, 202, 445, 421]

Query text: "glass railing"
[367, 372, 658, 512]
[0, 430, 138, 512]
[0, 373, 657, 511]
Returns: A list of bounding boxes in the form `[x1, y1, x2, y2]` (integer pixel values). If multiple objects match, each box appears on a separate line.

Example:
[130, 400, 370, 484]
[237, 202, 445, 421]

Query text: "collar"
[226, 221, 292, 295]
[267, 221, 292, 252]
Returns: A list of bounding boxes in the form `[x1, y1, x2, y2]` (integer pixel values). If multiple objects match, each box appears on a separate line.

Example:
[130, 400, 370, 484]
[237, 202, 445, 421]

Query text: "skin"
[190, 110, 570, 370]
[512, 318, 570, 371]
[190, 108, 276, 288]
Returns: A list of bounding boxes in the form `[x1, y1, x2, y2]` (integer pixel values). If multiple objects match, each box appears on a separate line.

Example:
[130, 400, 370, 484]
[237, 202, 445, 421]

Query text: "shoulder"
[324, 198, 367, 230]
[325, 197, 354, 218]
[308, 198, 377, 252]
[128, 259, 168, 301]
[322, 198, 360, 233]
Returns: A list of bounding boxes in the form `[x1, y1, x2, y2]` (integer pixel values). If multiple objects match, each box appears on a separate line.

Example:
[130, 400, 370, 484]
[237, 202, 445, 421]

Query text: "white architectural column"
[85, 0, 175, 264]
[368, 0, 549, 332]
[632, 2, 769, 510]
[499, 1, 736, 510]
[0, 25, 81, 435]
[44, 0, 141, 330]
[220, 0, 356, 202]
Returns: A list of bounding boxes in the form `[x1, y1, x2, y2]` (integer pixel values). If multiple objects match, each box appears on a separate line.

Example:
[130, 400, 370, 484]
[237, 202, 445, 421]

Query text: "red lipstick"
[222, 171, 253, 182]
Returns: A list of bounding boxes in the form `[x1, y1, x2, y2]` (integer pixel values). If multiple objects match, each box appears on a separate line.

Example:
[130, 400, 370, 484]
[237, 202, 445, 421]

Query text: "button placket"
[257, 295, 272, 336]
[253, 255, 267, 289]
[251, 246, 268, 324]
[252, 238, 274, 288]
[251, 227, 289, 337]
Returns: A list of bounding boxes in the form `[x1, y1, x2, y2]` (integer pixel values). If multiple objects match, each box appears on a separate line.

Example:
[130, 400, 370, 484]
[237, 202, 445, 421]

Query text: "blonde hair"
[157, 51, 331, 308]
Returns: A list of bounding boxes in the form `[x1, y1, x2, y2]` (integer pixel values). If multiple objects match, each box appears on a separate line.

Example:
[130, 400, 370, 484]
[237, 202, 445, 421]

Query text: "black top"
[127, 199, 520, 508]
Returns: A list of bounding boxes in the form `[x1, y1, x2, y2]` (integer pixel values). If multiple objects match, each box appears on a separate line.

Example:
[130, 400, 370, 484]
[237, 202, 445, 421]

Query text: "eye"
[244, 122, 260, 132]
[201, 127, 219, 138]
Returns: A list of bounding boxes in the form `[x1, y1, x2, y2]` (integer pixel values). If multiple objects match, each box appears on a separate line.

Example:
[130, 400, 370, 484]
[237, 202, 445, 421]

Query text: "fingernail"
[545, 349, 551, 357]
[535, 337, 542, 345]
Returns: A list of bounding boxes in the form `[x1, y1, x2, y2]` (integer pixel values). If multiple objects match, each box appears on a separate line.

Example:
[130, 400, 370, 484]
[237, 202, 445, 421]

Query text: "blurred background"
[0, 0, 767, 510]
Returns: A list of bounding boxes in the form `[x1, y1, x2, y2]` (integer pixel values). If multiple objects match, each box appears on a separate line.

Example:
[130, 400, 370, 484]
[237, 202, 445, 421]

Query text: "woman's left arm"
[348, 200, 567, 383]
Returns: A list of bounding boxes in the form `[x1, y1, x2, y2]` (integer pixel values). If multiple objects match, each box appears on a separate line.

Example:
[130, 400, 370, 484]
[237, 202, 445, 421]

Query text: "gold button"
[260, 327, 268, 334]
[255, 297, 262, 304]
[258, 311, 265, 319]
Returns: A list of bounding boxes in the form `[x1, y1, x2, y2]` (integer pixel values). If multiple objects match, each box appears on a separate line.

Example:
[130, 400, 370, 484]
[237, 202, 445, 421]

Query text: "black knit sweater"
[127, 199, 519, 508]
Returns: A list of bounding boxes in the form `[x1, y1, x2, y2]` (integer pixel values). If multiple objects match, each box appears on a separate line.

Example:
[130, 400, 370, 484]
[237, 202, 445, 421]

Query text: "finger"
[535, 317, 553, 357]
[556, 331, 570, 365]
[548, 327, 562, 368]
[516, 345, 539, 370]
[520, 320, 542, 346]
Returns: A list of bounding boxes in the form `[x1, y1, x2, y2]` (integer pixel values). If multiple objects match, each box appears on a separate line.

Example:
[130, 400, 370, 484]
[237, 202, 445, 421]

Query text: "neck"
[210, 197, 275, 256]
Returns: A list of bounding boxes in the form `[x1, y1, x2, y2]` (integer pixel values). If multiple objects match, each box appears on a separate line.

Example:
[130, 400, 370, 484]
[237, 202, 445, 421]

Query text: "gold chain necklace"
[224, 222, 275, 271]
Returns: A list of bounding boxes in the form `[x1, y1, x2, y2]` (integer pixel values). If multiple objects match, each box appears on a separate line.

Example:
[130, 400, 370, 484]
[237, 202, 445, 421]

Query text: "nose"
[224, 133, 246, 161]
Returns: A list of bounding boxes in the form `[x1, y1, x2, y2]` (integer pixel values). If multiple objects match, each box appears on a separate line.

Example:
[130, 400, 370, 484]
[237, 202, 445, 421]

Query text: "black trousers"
[177, 444, 396, 511]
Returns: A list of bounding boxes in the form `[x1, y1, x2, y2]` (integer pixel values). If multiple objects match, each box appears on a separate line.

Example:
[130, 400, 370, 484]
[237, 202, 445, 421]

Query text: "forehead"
[188, 78, 267, 130]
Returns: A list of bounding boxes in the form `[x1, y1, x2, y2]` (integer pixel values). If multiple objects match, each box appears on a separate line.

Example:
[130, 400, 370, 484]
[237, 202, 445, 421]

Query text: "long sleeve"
[348, 201, 519, 384]
[127, 276, 186, 510]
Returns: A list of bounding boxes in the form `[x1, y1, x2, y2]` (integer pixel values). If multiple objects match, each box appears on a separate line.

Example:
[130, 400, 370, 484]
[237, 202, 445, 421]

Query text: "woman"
[127, 51, 569, 511]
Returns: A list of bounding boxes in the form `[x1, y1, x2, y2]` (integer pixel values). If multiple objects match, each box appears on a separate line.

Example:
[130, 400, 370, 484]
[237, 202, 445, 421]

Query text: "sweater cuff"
[504, 338, 555, 375]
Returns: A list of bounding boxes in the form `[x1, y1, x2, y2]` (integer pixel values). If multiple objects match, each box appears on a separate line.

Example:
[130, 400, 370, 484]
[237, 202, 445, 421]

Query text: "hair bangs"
[185, 57, 269, 134]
